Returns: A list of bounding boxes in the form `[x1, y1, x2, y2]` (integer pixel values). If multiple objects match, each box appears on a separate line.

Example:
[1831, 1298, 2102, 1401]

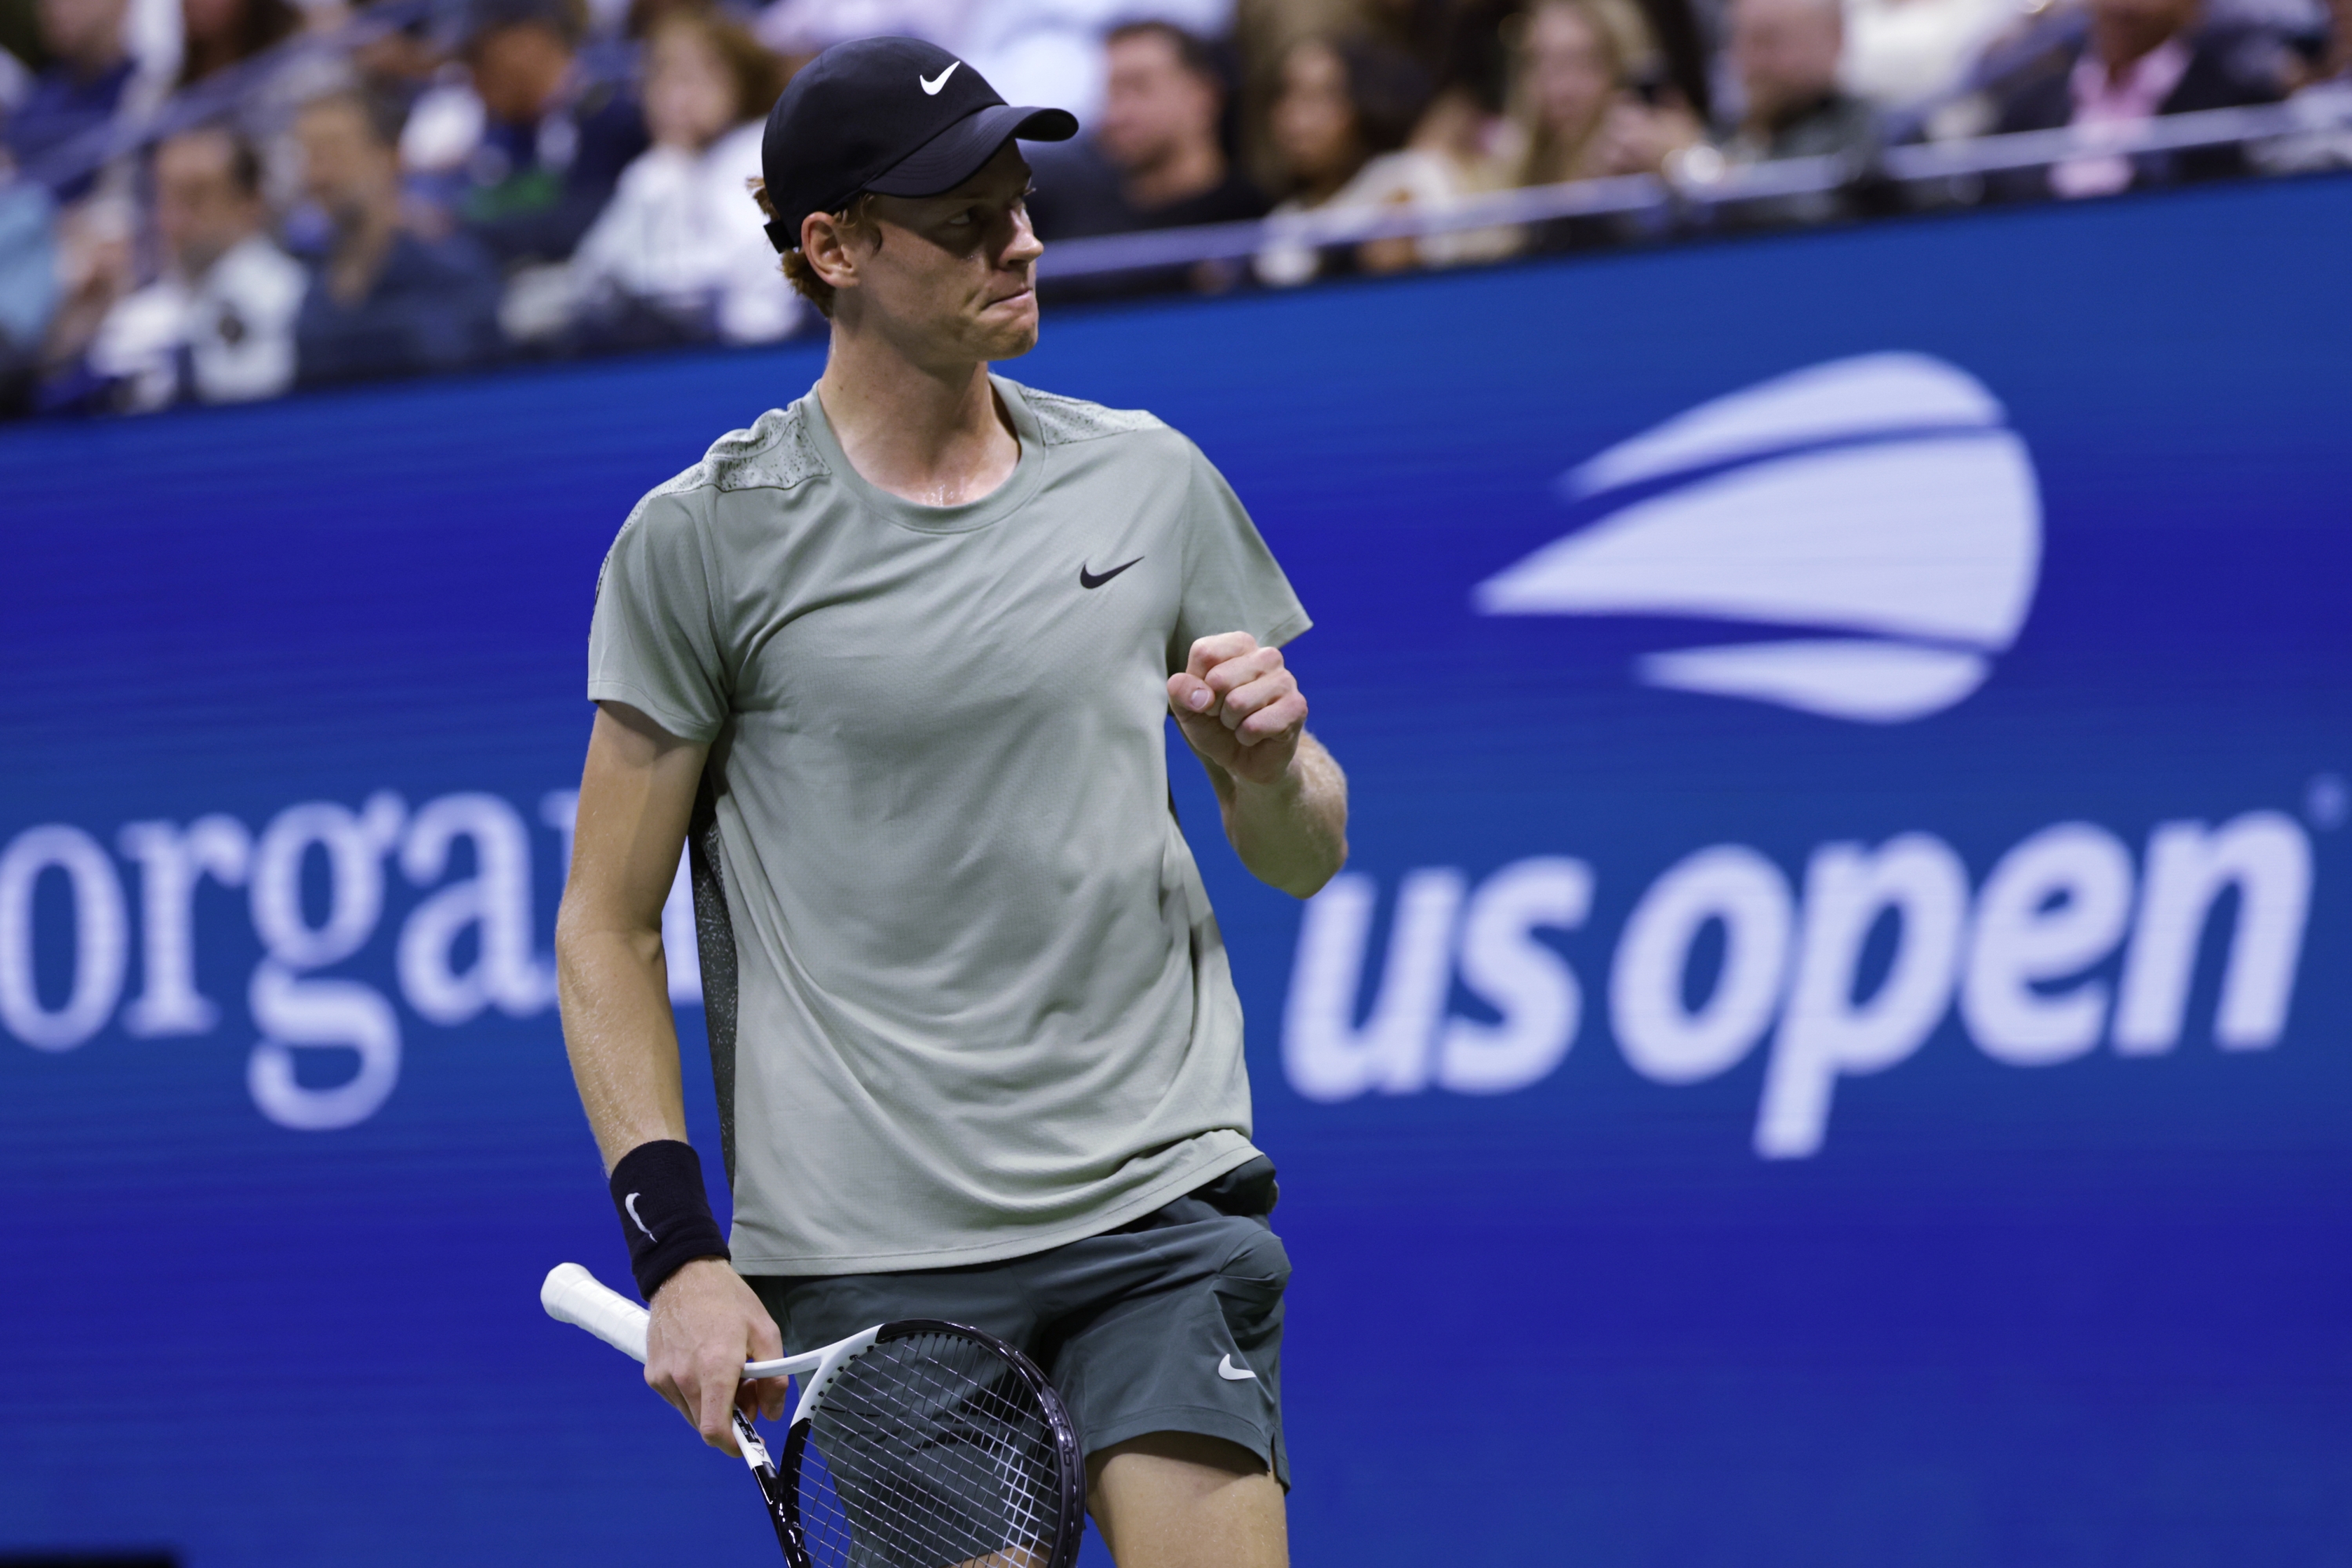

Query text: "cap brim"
[865, 103, 1079, 198]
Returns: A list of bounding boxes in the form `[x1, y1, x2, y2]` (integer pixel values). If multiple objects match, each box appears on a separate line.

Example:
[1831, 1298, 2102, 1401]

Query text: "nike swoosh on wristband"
[1080, 557, 1142, 589]
[1217, 1355, 1258, 1381]
[624, 1192, 658, 1242]
[920, 61, 959, 94]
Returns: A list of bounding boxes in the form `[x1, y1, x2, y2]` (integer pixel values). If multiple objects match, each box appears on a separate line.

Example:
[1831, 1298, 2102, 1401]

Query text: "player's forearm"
[554, 912, 691, 1172]
[1210, 731, 1348, 898]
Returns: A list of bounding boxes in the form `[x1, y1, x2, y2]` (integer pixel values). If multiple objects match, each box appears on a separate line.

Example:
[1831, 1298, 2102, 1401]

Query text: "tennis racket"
[542, 1262, 1086, 1568]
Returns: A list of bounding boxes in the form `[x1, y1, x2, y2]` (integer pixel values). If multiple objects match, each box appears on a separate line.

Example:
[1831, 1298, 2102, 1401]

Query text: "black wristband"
[609, 1139, 729, 1301]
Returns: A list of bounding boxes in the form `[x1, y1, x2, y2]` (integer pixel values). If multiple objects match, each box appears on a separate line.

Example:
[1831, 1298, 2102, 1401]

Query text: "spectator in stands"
[85, 124, 303, 408]
[1508, 0, 1697, 185]
[453, 0, 646, 264]
[1986, 0, 2287, 196]
[1497, 0, 1697, 252]
[1840, 0, 2027, 111]
[965, 0, 1240, 125]
[34, 185, 133, 401]
[551, 8, 798, 345]
[1682, 0, 1884, 227]
[0, 165, 59, 414]
[292, 88, 502, 386]
[1232, 0, 1528, 189]
[1252, 32, 1432, 284]
[1719, 0, 1878, 164]
[7, 0, 136, 198]
[175, 0, 296, 88]
[1029, 21, 1267, 240]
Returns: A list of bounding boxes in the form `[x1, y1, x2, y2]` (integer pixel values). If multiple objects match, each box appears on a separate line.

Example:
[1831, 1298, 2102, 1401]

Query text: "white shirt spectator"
[567, 118, 800, 343]
[89, 230, 303, 409]
[1842, 0, 2028, 108]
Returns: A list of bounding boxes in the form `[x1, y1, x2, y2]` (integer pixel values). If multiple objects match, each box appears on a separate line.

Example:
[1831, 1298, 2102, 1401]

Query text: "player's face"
[858, 143, 1044, 363]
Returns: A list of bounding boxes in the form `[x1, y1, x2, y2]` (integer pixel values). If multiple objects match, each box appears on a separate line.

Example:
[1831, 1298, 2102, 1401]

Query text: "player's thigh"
[1087, 1432, 1287, 1568]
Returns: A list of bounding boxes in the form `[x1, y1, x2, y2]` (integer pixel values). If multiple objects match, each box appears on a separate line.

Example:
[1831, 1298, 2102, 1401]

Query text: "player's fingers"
[1214, 670, 1297, 729]
[744, 1312, 787, 1421]
[694, 1357, 743, 1453]
[750, 1374, 791, 1422]
[1184, 632, 1258, 682]
[1234, 691, 1308, 746]
[1167, 671, 1218, 715]
[1203, 647, 1283, 701]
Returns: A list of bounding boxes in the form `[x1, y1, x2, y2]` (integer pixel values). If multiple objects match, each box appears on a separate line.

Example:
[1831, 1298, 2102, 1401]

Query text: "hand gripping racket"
[543, 1263, 1086, 1568]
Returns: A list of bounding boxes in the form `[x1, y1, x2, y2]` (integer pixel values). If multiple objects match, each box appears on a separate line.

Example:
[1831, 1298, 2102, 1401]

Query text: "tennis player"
[554, 36, 1345, 1568]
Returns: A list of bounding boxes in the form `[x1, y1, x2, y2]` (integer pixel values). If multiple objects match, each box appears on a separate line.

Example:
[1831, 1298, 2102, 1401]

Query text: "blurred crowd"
[0, 0, 2343, 414]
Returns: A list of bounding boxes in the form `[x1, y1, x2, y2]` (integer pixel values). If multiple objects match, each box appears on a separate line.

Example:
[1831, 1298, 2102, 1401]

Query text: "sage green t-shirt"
[587, 376, 1310, 1274]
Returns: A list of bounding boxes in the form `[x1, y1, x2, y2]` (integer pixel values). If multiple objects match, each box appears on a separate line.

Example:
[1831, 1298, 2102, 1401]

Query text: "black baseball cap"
[759, 37, 1078, 255]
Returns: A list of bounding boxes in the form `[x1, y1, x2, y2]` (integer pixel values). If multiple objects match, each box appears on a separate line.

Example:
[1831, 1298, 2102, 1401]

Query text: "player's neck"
[814, 335, 1019, 509]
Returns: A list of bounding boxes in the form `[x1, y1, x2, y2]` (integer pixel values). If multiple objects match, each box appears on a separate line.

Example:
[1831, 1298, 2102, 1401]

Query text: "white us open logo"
[1475, 353, 2041, 724]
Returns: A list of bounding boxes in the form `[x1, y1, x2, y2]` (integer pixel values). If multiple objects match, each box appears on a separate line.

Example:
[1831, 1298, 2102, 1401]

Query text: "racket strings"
[793, 1330, 1068, 1568]
[802, 1397, 1052, 1564]
[804, 1368, 1055, 1566]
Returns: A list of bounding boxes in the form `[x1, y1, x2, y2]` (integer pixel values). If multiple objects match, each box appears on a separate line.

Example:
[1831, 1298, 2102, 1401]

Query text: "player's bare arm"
[1170, 631, 1348, 898]
[554, 701, 786, 1452]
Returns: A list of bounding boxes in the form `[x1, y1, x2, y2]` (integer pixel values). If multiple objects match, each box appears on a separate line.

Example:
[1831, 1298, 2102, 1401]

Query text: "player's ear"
[800, 209, 863, 294]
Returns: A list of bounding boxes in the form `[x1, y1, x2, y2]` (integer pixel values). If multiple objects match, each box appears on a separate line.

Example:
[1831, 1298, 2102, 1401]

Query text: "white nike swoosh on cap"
[1217, 1354, 1258, 1381]
[920, 61, 959, 94]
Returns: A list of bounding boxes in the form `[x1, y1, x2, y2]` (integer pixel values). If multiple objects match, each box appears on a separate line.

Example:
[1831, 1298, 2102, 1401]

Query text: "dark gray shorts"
[748, 1158, 1290, 1490]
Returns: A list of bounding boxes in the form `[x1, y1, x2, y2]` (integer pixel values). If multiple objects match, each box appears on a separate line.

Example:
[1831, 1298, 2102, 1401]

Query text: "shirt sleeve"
[1171, 441, 1312, 673]
[587, 483, 731, 743]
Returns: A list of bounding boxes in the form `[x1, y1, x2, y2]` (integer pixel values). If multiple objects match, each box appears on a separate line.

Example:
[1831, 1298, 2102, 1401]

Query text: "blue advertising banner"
[5, 173, 2350, 1566]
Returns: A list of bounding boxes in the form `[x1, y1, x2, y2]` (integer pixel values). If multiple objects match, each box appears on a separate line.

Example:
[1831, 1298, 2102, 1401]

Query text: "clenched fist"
[1167, 632, 1308, 787]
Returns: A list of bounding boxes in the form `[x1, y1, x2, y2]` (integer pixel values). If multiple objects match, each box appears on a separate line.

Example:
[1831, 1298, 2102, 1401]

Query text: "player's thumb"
[1168, 673, 1217, 717]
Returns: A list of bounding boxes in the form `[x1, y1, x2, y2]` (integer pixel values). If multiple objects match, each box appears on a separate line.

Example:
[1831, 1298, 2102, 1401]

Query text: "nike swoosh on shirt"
[1217, 1355, 1258, 1382]
[920, 61, 959, 94]
[1080, 557, 1142, 589]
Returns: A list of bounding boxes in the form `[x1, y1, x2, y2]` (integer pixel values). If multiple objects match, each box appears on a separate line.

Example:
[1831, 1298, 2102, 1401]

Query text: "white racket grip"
[543, 1262, 650, 1364]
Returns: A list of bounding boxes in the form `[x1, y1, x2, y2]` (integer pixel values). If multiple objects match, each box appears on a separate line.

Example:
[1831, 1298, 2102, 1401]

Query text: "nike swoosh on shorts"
[1217, 1355, 1258, 1381]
